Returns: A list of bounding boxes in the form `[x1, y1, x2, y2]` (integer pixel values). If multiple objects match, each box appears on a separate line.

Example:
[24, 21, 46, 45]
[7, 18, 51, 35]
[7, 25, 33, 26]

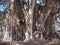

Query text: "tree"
[22, 0, 36, 42]
[1, 0, 60, 42]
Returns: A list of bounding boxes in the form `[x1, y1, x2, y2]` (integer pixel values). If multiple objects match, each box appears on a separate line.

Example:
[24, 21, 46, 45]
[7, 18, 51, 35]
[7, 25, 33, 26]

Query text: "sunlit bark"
[23, 0, 36, 42]
[2, 0, 15, 41]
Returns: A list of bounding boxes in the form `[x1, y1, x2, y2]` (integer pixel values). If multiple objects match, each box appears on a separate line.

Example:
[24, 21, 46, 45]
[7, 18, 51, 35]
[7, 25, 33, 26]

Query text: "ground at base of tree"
[0, 39, 60, 45]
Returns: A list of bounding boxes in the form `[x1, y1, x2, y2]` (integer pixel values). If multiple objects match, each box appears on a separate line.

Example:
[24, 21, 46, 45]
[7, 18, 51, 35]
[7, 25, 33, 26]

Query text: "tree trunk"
[23, 0, 36, 42]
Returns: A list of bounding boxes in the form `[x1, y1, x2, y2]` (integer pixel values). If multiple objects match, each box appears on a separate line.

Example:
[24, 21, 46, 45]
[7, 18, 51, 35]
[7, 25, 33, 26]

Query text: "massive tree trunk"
[23, 0, 36, 42]
[2, 0, 21, 41]
[2, 0, 15, 41]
